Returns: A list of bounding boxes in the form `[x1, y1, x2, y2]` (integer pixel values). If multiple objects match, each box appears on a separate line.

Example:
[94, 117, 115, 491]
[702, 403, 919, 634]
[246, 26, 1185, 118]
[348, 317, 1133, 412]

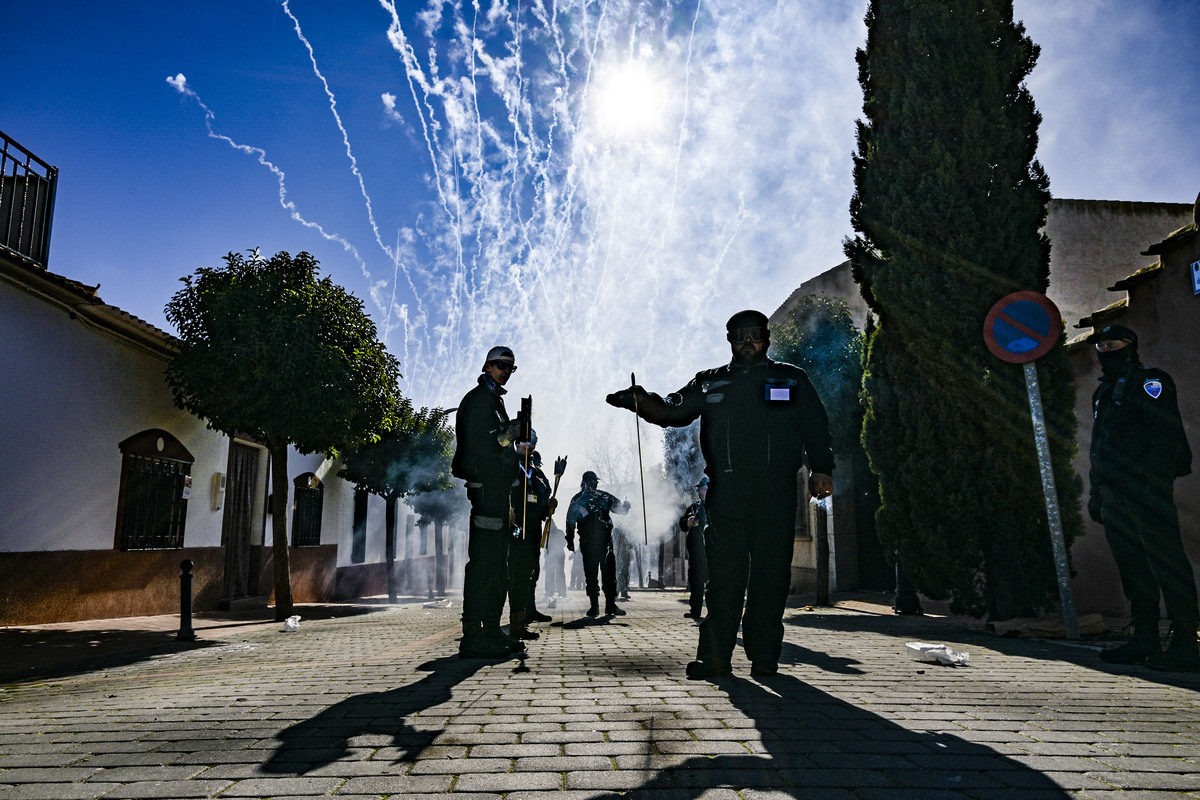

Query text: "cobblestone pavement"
[2, 590, 1200, 799]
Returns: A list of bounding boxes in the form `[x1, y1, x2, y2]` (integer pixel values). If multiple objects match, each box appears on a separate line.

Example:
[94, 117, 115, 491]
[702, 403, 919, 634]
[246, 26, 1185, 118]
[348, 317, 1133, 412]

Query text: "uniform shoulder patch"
[1144, 379, 1163, 399]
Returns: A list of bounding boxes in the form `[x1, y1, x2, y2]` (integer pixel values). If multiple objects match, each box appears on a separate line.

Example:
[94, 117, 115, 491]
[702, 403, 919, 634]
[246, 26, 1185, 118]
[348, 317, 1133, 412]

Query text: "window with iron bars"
[115, 430, 193, 550]
[291, 473, 324, 547]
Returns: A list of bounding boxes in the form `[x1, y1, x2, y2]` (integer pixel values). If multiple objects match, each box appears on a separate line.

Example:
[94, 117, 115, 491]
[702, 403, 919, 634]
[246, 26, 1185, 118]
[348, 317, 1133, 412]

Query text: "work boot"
[586, 597, 600, 617]
[750, 661, 778, 677]
[685, 660, 731, 680]
[483, 623, 526, 653]
[528, 608, 553, 623]
[1146, 624, 1200, 672]
[510, 611, 540, 641]
[459, 622, 509, 659]
[1099, 622, 1160, 665]
[605, 601, 626, 616]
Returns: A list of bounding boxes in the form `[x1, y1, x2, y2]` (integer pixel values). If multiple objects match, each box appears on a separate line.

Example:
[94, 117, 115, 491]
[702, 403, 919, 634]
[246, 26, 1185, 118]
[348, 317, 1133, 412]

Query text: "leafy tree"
[845, 2, 1082, 618]
[339, 405, 455, 601]
[769, 296, 865, 458]
[165, 250, 403, 620]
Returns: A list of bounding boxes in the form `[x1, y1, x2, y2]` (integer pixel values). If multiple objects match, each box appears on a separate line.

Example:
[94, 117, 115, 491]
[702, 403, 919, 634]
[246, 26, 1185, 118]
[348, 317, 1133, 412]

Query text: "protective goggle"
[726, 326, 768, 344]
[1094, 339, 1130, 353]
[489, 361, 517, 372]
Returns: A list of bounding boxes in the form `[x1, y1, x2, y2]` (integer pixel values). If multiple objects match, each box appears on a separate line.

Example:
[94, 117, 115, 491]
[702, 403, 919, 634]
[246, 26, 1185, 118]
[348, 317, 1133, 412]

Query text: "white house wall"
[0, 280, 229, 552]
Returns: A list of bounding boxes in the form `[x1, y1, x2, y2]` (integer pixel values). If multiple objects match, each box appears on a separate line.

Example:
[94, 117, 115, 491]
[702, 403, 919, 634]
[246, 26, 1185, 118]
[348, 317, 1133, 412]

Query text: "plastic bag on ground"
[906, 641, 969, 666]
[282, 615, 301, 633]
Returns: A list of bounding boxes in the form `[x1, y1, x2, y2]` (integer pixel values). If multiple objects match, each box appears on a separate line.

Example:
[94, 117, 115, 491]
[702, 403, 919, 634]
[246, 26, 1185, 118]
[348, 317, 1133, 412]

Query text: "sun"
[591, 61, 671, 139]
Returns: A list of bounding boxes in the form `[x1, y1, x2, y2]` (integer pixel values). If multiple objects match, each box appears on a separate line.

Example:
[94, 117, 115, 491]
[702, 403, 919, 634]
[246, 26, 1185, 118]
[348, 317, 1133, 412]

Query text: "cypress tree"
[846, 1, 1083, 619]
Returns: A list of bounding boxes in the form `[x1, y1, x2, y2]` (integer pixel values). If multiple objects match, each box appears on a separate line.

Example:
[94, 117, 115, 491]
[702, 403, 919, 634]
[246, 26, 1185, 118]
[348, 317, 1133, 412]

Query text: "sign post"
[983, 291, 1077, 640]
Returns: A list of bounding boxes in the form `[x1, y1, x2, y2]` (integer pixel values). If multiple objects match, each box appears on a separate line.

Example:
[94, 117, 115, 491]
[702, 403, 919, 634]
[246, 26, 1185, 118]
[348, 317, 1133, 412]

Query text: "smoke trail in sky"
[358, 1, 863, 522]
[166, 72, 373, 282]
[173, 1, 865, 540]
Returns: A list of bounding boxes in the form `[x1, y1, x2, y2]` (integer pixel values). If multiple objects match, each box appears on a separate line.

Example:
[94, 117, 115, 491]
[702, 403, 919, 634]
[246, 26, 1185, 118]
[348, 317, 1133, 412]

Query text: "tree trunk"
[385, 494, 398, 603]
[268, 437, 293, 621]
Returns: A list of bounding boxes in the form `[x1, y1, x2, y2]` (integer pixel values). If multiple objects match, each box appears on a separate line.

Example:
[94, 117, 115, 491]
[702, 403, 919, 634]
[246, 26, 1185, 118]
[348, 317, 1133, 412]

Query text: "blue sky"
[4, 0, 1198, 484]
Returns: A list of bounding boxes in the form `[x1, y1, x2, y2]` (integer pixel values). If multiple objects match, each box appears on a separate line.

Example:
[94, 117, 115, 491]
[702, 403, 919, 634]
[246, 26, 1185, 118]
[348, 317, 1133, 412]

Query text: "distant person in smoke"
[570, 549, 585, 591]
[565, 470, 631, 617]
[607, 309, 834, 679]
[542, 519, 567, 608]
[613, 526, 634, 601]
[679, 476, 711, 620]
[451, 345, 530, 659]
[1088, 324, 1197, 671]
[509, 449, 556, 640]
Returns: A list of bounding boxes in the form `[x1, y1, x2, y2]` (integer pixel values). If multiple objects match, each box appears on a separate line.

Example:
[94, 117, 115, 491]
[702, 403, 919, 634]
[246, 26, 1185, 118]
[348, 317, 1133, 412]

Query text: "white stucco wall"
[0, 281, 230, 552]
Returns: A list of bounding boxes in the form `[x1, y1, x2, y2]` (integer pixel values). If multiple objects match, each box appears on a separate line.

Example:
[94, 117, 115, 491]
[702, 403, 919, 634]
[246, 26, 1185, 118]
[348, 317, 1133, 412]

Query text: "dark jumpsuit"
[566, 488, 628, 607]
[642, 357, 834, 669]
[1091, 361, 1195, 631]
[451, 374, 519, 639]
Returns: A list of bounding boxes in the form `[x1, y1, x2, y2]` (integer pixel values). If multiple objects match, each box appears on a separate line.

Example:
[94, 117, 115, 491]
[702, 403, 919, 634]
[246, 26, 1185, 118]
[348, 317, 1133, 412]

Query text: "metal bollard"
[177, 559, 197, 641]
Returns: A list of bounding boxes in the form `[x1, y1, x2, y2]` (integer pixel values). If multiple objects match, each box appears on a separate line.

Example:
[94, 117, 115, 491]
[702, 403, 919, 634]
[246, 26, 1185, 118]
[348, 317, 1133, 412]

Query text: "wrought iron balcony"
[1, 130, 58, 267]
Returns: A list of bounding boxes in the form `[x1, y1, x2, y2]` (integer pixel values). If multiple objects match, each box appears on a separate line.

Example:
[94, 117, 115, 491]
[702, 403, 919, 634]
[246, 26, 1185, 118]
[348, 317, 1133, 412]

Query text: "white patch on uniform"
[769, 386, 790, 401]
[1144, 379, 1163, 399]
[706, 393, 725, 404]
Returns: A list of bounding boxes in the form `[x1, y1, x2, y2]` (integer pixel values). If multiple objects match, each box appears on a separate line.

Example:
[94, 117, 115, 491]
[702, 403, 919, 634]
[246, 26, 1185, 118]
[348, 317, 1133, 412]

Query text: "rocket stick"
[541, 455, 567, 548]
[631, 373, 649, 545]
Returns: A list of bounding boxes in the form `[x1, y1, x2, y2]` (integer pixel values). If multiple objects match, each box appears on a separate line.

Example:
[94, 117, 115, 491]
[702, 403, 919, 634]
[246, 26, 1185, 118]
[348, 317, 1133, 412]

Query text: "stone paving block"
[565, 768, 659, 790]
[408, 756, 511, 774]
[451, 771, 563, 792]
[336, 774, 455, 794]
[218, 776, 343, 795]
[0, 782, 120, 800]
[1085, 769, 1200, 791]
[0, 768, 101, 783]
[84, 765, 206, 783]
[102, 779, 233, 798]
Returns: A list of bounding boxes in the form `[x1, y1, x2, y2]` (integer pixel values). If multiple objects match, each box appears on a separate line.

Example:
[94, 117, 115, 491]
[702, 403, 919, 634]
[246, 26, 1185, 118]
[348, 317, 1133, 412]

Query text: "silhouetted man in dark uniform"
[608, 309, 834, 679]
[679, 476, 710, 620]
[566, 471, 630, 617]
[1089, 325, 1196, 671]
[451, 345, 529, 659]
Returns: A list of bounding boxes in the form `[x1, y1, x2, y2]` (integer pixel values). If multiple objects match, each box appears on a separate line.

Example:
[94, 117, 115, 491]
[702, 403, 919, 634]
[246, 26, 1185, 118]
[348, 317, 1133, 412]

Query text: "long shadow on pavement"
[262, 654, 492, 774]
[0, 628, 220, 685]
[622, 672, 1073, 798]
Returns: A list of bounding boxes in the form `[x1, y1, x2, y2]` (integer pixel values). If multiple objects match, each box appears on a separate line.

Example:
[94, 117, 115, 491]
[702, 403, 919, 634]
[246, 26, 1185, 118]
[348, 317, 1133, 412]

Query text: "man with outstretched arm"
[607, 310, 834, 679]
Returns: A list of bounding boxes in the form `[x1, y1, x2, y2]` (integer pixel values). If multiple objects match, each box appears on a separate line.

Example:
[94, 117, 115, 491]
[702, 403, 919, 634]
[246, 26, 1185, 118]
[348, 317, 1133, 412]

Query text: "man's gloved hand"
[606, 385, 646, 411]
[621, 499, 631, 512]
[497, 419, 522, 447]
[566, 535, 575, 552]
[1087, 493, 1104, 525]
[549, 498, 558, 514]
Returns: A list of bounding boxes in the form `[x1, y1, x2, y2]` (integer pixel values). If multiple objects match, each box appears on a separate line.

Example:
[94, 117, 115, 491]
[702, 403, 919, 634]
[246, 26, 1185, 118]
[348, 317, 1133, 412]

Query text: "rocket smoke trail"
[173, 0, 863, 540]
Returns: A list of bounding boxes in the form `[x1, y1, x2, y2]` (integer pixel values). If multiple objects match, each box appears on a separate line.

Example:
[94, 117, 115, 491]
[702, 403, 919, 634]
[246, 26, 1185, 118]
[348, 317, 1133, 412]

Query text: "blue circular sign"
[983, 291, 1062, 364]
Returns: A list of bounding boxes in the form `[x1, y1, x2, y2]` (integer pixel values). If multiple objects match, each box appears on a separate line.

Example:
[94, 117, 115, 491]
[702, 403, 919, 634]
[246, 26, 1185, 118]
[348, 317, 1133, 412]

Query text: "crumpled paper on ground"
[282, 615, 301, 633]
[906, 641, 970, 666]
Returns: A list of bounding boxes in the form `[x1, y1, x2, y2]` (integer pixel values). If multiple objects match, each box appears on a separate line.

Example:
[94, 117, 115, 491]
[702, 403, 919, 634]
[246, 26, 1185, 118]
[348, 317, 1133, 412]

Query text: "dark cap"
[485, 345, 515, 364]
[696, 476, 710, 489]
[1087, 324, 1137, 347]
[582, 470, 598, 486]
[726, 309, 769, 332]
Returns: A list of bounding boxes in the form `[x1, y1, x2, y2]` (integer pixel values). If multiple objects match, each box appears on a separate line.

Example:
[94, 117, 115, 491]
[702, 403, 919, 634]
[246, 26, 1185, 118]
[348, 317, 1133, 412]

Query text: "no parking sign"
[983, 290, 1062, 364]
[983, 291, 1076, 639]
